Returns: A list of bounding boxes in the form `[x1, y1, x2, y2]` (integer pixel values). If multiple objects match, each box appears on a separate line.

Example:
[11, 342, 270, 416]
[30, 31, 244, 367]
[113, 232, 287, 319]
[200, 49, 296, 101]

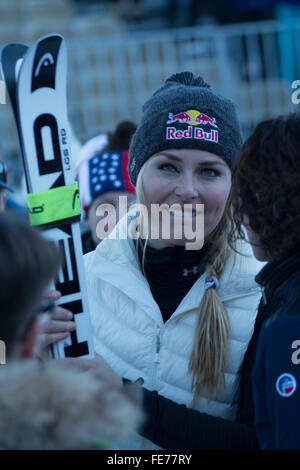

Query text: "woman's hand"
[40, 289, 76, 348]
[55, 353, 123, 388]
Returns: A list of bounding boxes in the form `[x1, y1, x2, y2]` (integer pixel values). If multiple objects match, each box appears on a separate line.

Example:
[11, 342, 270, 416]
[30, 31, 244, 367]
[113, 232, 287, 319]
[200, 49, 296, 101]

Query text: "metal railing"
[1, 19, 299, 157]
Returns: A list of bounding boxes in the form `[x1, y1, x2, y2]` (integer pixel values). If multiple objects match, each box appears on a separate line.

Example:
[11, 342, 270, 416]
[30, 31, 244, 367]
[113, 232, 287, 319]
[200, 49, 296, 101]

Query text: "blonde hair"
[134, 163, 237, 407]
[188, 204, 234, 407]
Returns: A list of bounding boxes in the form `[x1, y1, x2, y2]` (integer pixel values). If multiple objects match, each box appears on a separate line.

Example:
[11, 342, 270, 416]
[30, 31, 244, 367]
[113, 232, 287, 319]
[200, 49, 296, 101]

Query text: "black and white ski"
[1, 34, 94, 359]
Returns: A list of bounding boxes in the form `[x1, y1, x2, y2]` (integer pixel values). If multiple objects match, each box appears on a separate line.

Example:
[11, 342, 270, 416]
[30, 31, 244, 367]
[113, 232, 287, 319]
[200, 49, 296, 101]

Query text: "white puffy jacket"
[84, 215, 263, 449]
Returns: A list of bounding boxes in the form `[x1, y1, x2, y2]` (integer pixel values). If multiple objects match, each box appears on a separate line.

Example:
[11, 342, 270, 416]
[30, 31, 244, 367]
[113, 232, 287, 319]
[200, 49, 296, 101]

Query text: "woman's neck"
[146, 238, 207, 251]
[147, 238, 183, 250]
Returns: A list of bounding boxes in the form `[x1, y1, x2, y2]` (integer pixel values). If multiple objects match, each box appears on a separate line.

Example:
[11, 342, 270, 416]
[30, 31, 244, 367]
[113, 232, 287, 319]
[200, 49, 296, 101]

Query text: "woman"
[83, 72, 263, 449]
[229, 112, 300, 449]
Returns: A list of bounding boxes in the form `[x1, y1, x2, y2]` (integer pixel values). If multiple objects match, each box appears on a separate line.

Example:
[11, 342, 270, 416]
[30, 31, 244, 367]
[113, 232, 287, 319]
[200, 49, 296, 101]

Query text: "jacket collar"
[255, 251, 300, 295]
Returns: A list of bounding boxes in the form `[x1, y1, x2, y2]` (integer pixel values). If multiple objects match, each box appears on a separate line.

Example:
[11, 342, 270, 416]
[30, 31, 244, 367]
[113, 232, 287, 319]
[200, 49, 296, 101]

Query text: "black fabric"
[139, 252, 300, 449]
[140, 388, 258, 450]
[81, 227, 95, 255]
[138, 241, 212, 323]
[255, 252, 300, 296]
[235, 296, 273, 426]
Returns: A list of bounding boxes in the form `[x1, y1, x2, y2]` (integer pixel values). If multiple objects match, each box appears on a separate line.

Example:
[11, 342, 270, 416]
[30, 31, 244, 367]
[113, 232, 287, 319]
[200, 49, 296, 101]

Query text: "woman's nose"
[174, 173, 198, 199]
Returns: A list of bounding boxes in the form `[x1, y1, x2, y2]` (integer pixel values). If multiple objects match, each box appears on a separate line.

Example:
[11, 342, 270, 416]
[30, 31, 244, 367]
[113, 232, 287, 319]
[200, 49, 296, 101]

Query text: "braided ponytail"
[188, 209, 234, 406]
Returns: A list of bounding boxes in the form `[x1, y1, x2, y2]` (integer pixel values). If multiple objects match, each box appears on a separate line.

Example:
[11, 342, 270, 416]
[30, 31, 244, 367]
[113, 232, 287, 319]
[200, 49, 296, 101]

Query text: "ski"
[1, 43, 30, 187]
[1, 34, 94, 359]
[1, 43, 28, 121]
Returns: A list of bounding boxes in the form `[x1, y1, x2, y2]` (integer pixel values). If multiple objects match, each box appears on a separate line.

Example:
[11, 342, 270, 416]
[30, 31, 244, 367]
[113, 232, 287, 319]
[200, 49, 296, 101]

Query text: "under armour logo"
[182, 266, 199, 277]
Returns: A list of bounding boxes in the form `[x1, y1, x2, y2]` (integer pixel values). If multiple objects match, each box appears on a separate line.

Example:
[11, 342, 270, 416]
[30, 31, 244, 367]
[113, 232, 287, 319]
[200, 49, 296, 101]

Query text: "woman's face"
[243, 215, 270, 261]
[141, 149, 231, 249]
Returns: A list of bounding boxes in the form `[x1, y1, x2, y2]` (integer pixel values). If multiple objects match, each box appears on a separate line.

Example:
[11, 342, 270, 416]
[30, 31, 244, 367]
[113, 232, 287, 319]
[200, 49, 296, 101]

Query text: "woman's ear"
[21, 315, 43, 359]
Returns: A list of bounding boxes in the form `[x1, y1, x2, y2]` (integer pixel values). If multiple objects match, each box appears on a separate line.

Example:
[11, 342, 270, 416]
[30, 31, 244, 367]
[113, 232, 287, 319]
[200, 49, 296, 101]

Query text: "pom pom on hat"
[166, 71, 211, 88]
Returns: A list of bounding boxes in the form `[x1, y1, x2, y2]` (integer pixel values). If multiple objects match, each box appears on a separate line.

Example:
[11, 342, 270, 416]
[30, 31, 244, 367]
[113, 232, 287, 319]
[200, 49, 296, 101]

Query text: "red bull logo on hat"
[166, 109, 219, 143]
[167, 109, 218, 128]
[166, 111, 192, 124]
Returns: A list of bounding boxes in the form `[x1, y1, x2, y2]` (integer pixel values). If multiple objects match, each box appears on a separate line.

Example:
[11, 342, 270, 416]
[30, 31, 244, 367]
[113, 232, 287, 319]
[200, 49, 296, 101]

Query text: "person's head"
[0, 160, 13, 212]
[230, 112, 300, 262]
[0, 212, 59, 360]
[129, 72, 242, 249]
[78, 121, 137, 246]
[129, 72, 243, 404]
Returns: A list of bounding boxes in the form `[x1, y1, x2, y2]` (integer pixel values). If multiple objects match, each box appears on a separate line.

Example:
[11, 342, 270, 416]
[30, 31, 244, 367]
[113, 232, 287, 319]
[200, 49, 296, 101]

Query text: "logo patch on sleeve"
[276, 373, 297, 397]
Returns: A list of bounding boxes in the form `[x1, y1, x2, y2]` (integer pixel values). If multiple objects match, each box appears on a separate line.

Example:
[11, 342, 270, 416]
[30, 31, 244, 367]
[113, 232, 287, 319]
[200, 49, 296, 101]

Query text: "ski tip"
[1, 43, 28, 60]
[35, 33, 65, 43]
[1, 42, 28, 50]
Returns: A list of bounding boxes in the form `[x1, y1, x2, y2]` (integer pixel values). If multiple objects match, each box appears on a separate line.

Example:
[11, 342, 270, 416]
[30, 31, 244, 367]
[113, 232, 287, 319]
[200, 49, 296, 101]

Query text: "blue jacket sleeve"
[252, 315, 300, 449]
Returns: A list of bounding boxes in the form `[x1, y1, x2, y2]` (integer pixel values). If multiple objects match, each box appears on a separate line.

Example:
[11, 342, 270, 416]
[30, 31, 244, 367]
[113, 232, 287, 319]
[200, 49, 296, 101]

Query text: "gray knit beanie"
[129, 71, 243, 186]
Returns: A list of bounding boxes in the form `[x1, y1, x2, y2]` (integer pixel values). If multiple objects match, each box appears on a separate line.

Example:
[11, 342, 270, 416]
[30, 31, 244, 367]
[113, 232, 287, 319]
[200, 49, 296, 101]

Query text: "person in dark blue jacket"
[229, 112, 300, 449]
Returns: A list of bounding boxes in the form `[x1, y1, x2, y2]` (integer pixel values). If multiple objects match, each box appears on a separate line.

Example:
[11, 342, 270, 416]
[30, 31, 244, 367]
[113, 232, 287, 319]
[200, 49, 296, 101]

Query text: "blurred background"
[1, 0, 300, 202]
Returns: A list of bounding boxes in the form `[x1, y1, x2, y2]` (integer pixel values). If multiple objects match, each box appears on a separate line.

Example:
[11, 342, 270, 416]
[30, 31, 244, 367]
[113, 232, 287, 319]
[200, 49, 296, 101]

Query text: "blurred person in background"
[0, 159, 13, 212]
[0, 211, 141, 449]
[0, 151, 29, 218]
[76, 120, 136, 253]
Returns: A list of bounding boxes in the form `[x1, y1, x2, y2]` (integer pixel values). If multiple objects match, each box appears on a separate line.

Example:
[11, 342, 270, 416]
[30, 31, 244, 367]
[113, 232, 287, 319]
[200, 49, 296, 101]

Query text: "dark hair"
[102, 120, 137, 153]
[229, 112, 300, 259]
[0, 212, 60, 355]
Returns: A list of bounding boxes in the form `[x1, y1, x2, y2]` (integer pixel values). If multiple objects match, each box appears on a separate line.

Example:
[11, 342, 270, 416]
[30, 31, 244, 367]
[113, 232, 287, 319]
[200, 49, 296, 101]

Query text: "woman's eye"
[159, 164, 178, 172]
[200, 168, 219, 177]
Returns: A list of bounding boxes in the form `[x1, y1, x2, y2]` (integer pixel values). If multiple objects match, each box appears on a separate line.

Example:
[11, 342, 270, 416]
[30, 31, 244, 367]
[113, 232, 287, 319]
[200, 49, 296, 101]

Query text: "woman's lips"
[169, 207, 204, 217]
[148, 204, 204, 221]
